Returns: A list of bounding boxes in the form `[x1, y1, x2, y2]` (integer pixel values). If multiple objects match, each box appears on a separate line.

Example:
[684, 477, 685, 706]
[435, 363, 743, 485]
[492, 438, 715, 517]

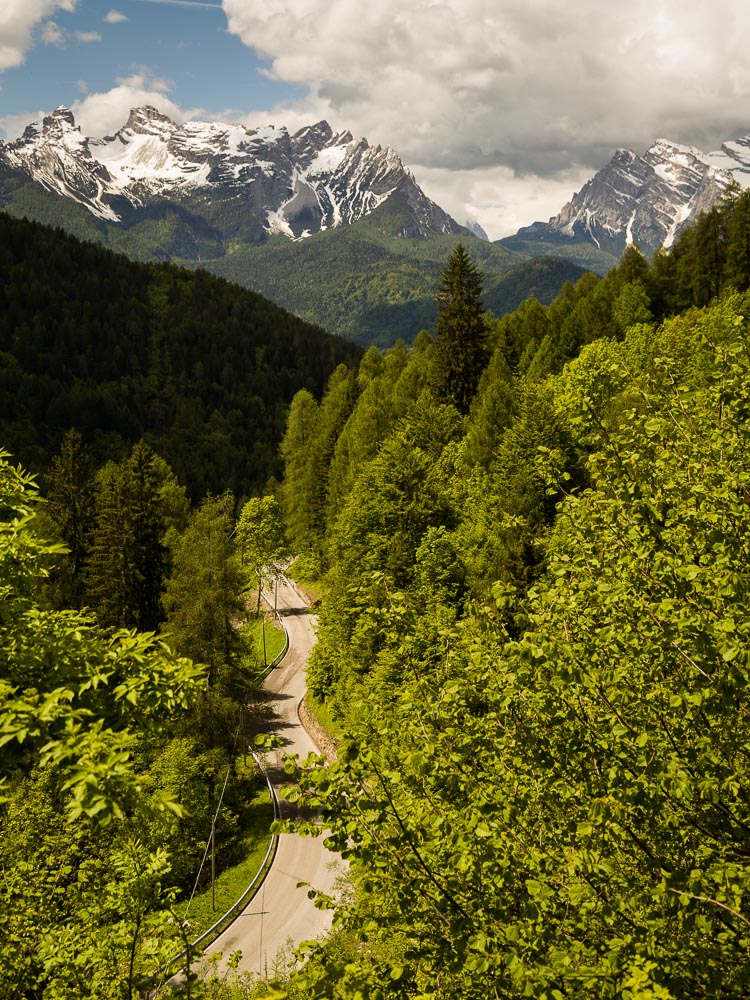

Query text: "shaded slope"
[0, 212, 362, 497]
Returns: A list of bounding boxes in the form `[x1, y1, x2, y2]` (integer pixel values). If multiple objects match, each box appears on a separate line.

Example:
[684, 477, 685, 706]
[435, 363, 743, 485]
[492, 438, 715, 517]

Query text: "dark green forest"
[0, 169, 587, 349]
[0, 211, 361, 498]
[5, 186, 750, 998]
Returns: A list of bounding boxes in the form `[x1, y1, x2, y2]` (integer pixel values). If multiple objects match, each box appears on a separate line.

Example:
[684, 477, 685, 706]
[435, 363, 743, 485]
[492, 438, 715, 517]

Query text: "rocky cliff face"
[505, 133, 750, 262]
[0, 106, 458, 240]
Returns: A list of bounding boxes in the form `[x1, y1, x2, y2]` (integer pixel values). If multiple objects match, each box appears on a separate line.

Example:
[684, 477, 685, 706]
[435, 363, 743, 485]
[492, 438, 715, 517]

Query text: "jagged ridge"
[501, 132, 750, 269]
[0, 106, 457, 240]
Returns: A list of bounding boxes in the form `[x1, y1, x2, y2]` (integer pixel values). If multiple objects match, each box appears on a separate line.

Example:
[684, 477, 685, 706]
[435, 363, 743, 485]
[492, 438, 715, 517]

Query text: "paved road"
[207, 576, 342, 979]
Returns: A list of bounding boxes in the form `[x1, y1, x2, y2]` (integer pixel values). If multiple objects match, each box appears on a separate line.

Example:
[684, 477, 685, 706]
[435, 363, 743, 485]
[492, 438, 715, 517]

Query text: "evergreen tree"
[85, 441, 166, 631]
[280, 389, 320, 554]
[44, 428, 95, 607]
[236, 494, 288, 612]
[162, 493, 242, 686]
[431, 244, 489, 414]
[725, 189, 750, 291]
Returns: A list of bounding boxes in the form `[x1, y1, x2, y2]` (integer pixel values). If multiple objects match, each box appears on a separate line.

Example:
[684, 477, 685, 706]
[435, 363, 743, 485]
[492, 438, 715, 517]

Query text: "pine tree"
[431, 244, 488, 414]
[280, 389, 320, 554]
[44, 428, 95, 607]
[163, 493, 241, 686]
[85, 441, 166, 631]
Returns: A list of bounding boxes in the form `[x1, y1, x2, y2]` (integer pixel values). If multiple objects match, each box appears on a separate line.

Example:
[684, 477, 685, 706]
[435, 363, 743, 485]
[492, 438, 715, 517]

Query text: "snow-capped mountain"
[0, 105, 457, 240]
[504, 133, 750, 265]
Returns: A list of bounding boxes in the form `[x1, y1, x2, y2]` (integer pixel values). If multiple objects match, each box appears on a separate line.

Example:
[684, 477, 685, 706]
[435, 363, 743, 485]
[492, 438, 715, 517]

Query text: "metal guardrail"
[152, 755, 281, 990]
[150, 578, 295, 992]
[258, 578, 291, 680]
[186, 750, 280, 949]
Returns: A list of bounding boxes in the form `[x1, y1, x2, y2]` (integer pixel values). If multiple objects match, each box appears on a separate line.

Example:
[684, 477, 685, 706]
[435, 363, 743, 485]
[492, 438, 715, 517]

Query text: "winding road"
[207, 576, 342, 979]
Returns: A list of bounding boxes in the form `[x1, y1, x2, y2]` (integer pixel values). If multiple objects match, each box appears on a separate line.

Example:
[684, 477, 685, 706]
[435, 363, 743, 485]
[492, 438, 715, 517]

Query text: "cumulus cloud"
[76, 30, 101, 43]
[69, 68, 204, 137]
[413, 164, 595, 239]
[222, 0, 750, 235]
[41, 19, 65, 45]
[104, 9, 127, 23]
[0, 0, 75, 69]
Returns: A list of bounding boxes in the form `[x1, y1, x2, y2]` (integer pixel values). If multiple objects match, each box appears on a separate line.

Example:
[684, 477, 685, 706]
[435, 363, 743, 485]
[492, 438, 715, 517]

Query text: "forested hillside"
[272, 189, 750, 998]
[0, 212, 361, 497]
[5, 179, 750, 1000]
[191, 192, 587, 347]
[0, 167, 586, 349]
[0, 422, 300, 996]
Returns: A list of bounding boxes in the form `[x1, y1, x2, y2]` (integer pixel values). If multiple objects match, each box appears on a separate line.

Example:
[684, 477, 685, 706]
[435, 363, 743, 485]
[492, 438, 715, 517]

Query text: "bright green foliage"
[308, 392, 463, 711]
[431, 244, 489, 414]
[0, 450, 204, 816]
[163, 492, 244, 685]
[280, 366, 358, 565]
[280, 389, 321, 554]
[325, 343, 411, 525]
[237, 493, 289, 609]
[280, 290, 750, 998]
[0, 450, 206, 997]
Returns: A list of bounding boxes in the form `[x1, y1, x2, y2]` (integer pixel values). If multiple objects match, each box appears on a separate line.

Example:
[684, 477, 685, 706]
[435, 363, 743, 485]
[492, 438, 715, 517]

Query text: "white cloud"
[69, 69, 204, 137]
[77, 79, 88, 94]
[0, 110, 46, 139]
[104, 9, 127, 23]
[76, 30, 102, 43]
[222, 0, 750, 236]
[413, 164, 595, 239]
[0, 0, 76, 69]
[41, 20, 66, 45]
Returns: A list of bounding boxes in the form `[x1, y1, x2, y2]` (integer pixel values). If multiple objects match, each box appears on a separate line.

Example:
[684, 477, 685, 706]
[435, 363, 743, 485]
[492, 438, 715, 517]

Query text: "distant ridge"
[0, 105, 458, 240]
[500, 133, 750, 273]
[0, 106, 588, 346]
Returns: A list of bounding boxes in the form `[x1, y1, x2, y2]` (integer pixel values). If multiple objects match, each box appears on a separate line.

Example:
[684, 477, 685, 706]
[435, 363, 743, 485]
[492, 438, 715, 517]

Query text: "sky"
[2, 0, 750, 239]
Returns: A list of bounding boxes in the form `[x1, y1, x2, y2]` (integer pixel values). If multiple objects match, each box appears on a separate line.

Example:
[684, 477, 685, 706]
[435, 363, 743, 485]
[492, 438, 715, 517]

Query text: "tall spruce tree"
[85, 441, 166, 631]
[163, 492, 241, 686]
[44, 428, 95, 608]
[431, 244, 488, 415]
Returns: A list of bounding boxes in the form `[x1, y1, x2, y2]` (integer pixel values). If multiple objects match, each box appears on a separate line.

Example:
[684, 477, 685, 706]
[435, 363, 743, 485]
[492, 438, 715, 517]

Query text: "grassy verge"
[305, 691, 345, 743]
[240, 612, 287, 672]
[287, 554, 327, 604]
[180, 784, 274, 939]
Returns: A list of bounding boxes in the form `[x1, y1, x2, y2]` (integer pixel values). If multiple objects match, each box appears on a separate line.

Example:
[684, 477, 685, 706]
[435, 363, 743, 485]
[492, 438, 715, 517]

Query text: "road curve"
[207, 576, 342, 979]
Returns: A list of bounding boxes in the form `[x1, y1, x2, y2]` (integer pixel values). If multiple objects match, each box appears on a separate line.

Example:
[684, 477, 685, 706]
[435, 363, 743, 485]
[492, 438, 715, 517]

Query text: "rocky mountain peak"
[505, 130, 750, 265]
[45, 106, 77, 129]
[0, 107, 457, 243]
[120, 106, 180, 138]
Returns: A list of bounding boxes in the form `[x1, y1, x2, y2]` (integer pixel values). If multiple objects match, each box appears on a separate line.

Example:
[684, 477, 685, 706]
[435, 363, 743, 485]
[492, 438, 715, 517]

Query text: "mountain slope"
[501, 133, 750, 273]
[0, 211, 361, 497]
[0, 108, 584, 345]
[185, 192, 587, 347]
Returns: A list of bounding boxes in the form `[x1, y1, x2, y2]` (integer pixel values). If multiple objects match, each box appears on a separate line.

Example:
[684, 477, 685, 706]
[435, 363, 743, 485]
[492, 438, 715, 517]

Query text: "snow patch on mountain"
[537, 130, 750, 255]
[0, 106, 456, 240]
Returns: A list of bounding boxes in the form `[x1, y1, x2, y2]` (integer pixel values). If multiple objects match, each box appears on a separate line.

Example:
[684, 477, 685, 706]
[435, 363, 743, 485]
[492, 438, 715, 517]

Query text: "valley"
[3, 92, 750, 1000]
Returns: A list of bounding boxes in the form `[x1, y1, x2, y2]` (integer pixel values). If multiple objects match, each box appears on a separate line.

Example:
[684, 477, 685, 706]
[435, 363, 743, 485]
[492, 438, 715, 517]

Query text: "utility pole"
[211, 815, 216, 912]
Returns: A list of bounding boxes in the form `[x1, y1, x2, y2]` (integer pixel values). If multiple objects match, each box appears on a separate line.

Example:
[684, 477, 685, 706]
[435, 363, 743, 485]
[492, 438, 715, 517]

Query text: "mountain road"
[207, 576, 342, 979]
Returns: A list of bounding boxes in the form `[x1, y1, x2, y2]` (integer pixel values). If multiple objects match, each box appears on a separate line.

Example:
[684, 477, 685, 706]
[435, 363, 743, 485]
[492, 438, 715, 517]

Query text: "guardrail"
[150, 578, 296, 993]
[258, 578, 291, 680]
[151, 754, 280, 992]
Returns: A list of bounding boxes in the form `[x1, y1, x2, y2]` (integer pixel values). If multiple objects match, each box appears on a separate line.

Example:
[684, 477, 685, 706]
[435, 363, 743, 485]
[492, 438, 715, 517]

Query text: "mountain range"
[5, 107, 750, 310]
[1, 105, 457, 242]
[501, 135, 750, 272]
[0, 107, 585, 346]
